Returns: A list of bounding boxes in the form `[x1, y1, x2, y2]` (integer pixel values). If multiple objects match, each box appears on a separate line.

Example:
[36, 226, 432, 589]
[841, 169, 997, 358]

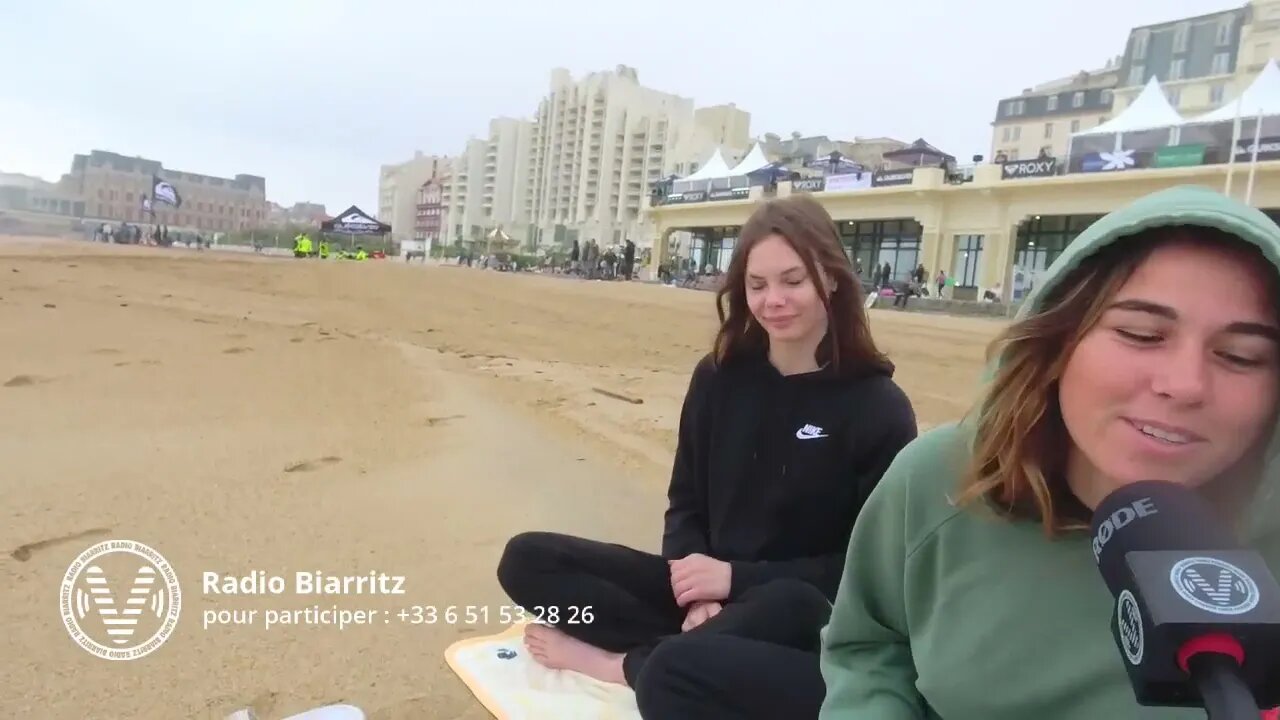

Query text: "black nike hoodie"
[662, 351, 918, 602]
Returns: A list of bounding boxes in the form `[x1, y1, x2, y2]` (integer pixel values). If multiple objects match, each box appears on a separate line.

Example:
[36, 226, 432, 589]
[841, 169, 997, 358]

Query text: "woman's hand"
[681, 600, 723, 632]
[668, 553, 732, 606]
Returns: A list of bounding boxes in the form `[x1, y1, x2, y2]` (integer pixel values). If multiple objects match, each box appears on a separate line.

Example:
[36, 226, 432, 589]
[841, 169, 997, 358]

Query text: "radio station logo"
[1170, 556, 1259, 616]
[1116, 589, 1144, 665]
[60, 540, 182, 660]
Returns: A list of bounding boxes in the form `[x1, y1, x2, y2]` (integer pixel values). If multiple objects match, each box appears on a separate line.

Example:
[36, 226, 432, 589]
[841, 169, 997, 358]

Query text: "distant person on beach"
[496, 194, 917, 719]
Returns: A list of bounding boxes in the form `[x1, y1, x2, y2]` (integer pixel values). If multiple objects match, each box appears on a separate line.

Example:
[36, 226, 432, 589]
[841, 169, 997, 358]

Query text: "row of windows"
[1001, 115, 1109, 143]
[94, 203, 253, 230]
[1129, 53, 1232, 86]
[95, 187, 260, 216]
[1132, 16, 1234, 61]
[1005, 90, 1113, 117]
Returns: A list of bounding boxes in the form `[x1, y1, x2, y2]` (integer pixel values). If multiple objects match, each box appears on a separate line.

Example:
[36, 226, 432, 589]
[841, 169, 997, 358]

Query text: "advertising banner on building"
[1000, 157, 1057, 179]
[872, 169, 915, 187]
[1079, 149, 1144, 173]
[664, 190, 706, 205]
[707, 187, 751, 202]
[791, 177, 826, 192]
[1234, 136, 1280, 162]
[1152, 144, 1206, 168]
[824, 173, 874, 192]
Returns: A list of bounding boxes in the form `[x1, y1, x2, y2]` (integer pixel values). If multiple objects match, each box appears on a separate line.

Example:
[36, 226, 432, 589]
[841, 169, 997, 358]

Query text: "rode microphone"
[1090, 480, 1280, 718]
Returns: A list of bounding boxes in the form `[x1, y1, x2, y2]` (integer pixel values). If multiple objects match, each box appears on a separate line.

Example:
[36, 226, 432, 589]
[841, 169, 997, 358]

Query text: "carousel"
[479, 226, 521, 270]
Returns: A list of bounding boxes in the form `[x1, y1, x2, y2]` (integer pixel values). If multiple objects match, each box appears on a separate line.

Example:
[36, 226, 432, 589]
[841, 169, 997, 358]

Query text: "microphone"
[1090, 480, 1280, 718]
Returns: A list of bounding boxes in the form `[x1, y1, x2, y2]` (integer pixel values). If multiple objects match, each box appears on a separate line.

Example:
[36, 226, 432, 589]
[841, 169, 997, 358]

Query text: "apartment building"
[378, 152, 449, 246]
[1112, 5, 1249, 115]
[65, 150, 266, 231]
[991, 1, 1280, 161]
[991, 65, 1121, 161]
[758, 133, 910, 169]
[414, 179, 444, 255]
[524, 65, 752, 249]
[266, 201, 328, 228]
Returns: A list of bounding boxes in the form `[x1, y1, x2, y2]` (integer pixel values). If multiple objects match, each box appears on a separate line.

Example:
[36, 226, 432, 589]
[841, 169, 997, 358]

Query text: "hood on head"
[994, 185, 1280, 541]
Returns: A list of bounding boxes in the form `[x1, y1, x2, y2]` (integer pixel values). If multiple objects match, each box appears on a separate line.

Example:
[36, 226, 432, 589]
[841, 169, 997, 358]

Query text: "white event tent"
[726, 143, 771, 176]
[1181, 59, 1280, 200]
[1190, 59, 1280, 124]
[671, 143, 776, 194]
[1068, 75, 1185, 157]
[671, 149, 733, 194]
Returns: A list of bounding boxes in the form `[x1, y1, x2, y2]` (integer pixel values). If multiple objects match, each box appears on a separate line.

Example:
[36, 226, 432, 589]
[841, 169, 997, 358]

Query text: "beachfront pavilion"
[648, 63, 1280, 302]
[647, 160, 1280, 303]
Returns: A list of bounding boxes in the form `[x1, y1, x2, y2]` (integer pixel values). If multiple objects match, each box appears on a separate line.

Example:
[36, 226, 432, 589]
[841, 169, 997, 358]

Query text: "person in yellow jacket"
[355, 245, 368, 261]
[318, 241, 329, 259]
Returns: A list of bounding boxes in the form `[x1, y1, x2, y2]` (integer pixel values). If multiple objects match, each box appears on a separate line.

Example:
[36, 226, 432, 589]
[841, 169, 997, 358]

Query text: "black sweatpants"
[496, 531, 830, 719]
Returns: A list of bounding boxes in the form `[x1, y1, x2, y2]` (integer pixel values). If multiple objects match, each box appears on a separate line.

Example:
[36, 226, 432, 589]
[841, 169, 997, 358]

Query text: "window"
[1167, 88, 1181, 107]
[1047, 95, 1059, 111]
[1212, 52, 1231, 75]
[1101, 89, 1113, 105]
[1072, 91, 1084, 108]
[1211, 83, 1227, 105]
[1002, 127, 1012, 142]
[952, 235, 985, 288]
[1170, 58, 1186, 81]
[1217, 16, 1234, 46]
[1133, 29, 1150, 59]
[1013, 126, 1021, 141]
[1128, 64, 1145, 86]
[1173, 22, 1190, 53]
[1044, 122, 1054, 139]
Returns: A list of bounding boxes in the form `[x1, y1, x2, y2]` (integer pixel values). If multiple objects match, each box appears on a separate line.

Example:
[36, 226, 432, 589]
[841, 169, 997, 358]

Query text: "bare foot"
[523, 623, 625, 684]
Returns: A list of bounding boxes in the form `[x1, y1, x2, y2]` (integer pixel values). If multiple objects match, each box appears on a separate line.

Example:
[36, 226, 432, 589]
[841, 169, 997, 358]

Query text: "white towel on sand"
[445, 623, 642, 720]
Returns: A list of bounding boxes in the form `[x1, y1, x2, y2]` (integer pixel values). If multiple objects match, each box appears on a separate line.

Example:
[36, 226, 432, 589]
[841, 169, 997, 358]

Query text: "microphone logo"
[1170, 557, 1260, 616]
[59, 540, 182, 660]
[1117, 589, 1145, 665]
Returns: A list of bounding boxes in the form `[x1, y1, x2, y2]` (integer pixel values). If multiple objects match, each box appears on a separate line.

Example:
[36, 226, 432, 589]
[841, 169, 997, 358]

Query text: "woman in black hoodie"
[496, 195, 918, 718]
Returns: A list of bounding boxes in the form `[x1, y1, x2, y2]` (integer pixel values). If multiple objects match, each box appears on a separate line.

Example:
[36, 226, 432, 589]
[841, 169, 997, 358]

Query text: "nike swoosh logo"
[795, 430, 829, 439]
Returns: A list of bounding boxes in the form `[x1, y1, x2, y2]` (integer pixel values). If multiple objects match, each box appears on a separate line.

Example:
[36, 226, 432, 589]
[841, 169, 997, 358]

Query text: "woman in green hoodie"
[819, 185, 1280, 720]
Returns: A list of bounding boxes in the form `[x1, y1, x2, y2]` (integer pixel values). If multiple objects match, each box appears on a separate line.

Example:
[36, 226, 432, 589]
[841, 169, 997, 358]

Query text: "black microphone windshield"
[1090, 481, 1240, 597]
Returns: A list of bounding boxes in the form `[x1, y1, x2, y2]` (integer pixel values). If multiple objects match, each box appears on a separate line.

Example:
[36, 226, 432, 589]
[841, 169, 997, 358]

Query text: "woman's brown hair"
[711, 194, 893, 377]
[956, 225, 1279, 535]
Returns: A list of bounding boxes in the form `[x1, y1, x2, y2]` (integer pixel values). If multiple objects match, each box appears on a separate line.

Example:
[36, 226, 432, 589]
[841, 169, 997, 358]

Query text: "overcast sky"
[0, 0, 1237, 213]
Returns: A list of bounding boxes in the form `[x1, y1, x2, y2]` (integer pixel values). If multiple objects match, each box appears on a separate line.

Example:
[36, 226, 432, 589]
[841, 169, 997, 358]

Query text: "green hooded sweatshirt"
[818, 185, 1280, 720]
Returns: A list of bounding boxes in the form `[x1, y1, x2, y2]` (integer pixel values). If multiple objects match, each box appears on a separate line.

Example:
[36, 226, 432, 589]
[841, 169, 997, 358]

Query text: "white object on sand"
[225, 704, 364, 720]
[446, 622, 642, 720]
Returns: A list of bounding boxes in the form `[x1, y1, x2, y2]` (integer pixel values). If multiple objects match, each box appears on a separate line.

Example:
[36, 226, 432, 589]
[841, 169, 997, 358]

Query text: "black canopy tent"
[319, 205, 392, 254]
[882, 138, 955, 168]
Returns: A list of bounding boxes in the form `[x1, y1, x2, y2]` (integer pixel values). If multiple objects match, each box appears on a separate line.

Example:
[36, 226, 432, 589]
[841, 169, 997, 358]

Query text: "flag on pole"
[152, 176, 182, 208]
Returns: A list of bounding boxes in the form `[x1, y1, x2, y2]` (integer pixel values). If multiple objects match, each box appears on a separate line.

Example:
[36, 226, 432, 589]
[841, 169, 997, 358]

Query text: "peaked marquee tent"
[727, 143, 771, 176]
[1068, 75, 1187, 162]
[681, 148, 733, 179]
[1191, 59, 1280, 123]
